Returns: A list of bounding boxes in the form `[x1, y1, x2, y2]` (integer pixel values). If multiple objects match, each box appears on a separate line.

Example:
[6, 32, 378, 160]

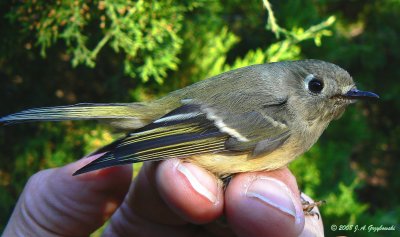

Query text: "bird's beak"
[343, 88, 379, 99]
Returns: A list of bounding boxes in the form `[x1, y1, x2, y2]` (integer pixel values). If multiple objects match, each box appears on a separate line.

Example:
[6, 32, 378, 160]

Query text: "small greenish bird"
[0, 60, 378, 177]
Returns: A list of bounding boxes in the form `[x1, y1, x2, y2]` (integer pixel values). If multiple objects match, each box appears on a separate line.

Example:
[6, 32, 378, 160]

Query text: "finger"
[104, 158, 224, 236]
[225, 168, 305, 237]
[299, 193, 324, 237]
[156, 159, 224, 223]
[4, 155, 132, 237]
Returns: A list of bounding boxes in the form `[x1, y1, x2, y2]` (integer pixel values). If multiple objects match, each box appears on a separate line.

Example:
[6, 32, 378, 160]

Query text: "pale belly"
[185, 146, 297, 177]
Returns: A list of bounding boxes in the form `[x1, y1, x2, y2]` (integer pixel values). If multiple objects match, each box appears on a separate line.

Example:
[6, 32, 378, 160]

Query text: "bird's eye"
[308, 78, 324, 93]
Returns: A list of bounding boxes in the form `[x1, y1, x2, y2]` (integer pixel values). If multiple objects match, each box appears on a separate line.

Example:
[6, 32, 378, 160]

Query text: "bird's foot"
[301, 193, 325, 219]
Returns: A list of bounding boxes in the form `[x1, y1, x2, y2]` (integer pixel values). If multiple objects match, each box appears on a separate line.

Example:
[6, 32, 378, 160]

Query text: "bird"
[0, 59, 379, 177]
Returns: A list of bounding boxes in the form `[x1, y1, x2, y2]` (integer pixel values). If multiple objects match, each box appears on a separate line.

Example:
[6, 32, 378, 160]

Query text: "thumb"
[4, 154, 132, 236]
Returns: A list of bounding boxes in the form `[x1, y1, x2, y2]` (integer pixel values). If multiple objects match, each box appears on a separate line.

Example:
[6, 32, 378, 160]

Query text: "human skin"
[4, 154, 324, 237]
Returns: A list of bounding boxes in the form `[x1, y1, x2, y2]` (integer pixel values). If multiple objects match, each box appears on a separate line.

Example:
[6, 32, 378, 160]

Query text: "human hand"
[4, 155, 324, 236]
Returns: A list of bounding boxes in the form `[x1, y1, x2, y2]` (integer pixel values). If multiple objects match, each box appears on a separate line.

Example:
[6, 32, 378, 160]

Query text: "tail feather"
[0, 103, 157, 130]
[0, 103, 134, 124]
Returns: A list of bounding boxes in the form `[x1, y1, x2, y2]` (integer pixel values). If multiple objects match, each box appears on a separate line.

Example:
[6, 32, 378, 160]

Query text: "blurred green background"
[0, 0, 399, 236]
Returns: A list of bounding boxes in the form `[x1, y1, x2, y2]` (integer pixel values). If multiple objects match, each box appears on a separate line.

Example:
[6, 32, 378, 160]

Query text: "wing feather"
[74, 98, 292, 175]
[73, 104, 228, 175]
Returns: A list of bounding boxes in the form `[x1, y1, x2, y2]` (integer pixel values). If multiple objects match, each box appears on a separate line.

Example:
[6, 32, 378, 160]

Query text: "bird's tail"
[0, 103, 159, 130]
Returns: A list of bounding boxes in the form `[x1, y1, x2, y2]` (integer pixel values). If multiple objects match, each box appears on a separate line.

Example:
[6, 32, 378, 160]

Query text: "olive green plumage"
[0, 59, 378, 177]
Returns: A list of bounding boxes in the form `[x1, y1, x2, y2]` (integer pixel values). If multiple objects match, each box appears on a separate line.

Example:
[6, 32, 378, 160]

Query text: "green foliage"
[6, 0, 200, 84]
[1, 0, 399, 236]
[323, 181, 369, 224]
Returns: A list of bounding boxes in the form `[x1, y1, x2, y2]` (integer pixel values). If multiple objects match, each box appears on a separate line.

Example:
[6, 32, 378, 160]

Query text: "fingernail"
[176, 162, 218, 204]
[245, 176, 301, 224]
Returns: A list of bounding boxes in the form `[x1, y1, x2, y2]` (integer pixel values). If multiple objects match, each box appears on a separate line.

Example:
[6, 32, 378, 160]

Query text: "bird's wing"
[181, 97, 291, 156]
[74, 98, 290, 175]
[73, 103, 227, 175]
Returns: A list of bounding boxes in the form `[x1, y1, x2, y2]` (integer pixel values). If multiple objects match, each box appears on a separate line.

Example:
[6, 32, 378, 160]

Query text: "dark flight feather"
[73, 105, 228, 175]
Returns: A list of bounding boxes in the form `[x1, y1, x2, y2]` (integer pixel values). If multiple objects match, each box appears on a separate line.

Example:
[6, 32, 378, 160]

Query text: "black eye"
[308, 78, 324, 93]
